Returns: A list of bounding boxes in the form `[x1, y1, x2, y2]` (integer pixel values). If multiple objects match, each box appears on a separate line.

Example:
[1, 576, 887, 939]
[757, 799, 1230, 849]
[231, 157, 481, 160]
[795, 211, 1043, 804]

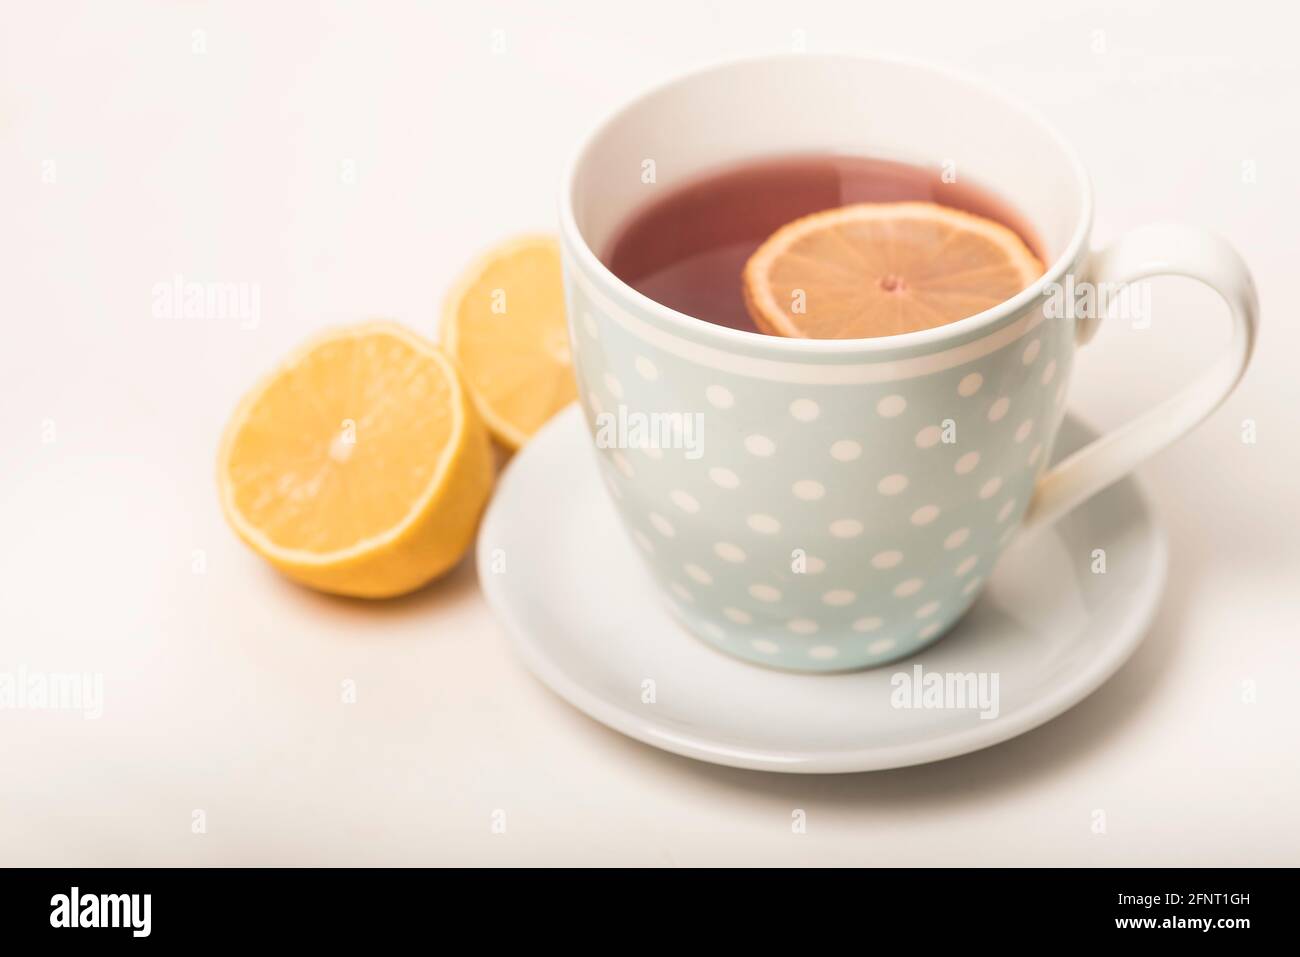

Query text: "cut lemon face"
[217, 322, 493, 598]
[442, 235, 576, 450]
[742, 201, 1044, 339]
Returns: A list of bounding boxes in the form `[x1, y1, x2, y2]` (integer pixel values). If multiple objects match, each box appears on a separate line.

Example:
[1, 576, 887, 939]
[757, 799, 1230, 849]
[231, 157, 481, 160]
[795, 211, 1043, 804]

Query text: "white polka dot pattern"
[792, 479, 825, 501]
[635, 356, 659, 381]
[876, 394, 907, 417]
[830, 439, 861, 461]
[571, 274, 1072, 672]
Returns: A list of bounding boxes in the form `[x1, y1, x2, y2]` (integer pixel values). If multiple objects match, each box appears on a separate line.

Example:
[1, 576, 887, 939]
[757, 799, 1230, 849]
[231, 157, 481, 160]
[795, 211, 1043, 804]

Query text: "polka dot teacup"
[558, 56, 1258, 672]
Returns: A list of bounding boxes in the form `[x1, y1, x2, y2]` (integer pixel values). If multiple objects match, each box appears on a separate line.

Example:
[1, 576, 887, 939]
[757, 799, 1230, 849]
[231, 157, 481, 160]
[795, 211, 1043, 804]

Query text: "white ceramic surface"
[478, 406, 1167, 773]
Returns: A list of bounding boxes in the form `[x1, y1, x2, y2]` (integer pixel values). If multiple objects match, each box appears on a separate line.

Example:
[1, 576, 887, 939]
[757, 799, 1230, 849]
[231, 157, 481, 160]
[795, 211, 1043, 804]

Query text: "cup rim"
[559, 52, 1094, 356]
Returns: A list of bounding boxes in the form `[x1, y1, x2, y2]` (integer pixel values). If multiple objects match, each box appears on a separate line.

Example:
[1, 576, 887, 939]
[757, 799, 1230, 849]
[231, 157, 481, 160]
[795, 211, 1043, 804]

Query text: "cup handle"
[1022, 223, 1259, 532]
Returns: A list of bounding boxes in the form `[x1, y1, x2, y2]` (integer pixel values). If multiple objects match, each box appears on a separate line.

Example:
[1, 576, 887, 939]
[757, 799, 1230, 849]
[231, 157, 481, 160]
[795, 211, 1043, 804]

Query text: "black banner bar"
[0, 867, 1281, 943]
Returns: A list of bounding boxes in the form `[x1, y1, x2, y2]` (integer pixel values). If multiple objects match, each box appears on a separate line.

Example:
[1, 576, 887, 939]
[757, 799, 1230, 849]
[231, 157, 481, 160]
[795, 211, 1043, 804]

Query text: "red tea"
[603, 154, 1044, 335]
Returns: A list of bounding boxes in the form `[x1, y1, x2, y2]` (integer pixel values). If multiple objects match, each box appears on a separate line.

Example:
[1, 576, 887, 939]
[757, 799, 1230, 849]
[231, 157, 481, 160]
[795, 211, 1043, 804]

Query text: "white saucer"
[477, 406, 1167, 773]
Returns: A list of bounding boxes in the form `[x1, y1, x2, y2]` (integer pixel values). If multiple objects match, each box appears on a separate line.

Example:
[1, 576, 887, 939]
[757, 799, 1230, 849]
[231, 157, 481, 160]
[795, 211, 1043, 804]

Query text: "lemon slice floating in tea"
[742, 201, 1044, 339]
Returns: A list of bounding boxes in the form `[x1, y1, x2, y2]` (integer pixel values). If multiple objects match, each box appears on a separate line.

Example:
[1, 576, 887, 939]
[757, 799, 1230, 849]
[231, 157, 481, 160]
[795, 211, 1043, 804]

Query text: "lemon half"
[217, 321, 493, 598]
[442, 235, 577, 449]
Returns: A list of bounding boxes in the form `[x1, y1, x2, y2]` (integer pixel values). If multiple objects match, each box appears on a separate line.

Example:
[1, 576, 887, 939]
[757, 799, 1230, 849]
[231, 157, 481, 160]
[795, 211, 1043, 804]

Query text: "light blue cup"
[558, 55, 1257, 672]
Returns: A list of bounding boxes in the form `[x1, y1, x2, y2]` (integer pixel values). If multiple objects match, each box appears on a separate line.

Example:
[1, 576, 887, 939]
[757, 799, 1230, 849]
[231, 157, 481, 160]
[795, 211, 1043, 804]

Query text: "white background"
[2, 0, 1298, 864]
